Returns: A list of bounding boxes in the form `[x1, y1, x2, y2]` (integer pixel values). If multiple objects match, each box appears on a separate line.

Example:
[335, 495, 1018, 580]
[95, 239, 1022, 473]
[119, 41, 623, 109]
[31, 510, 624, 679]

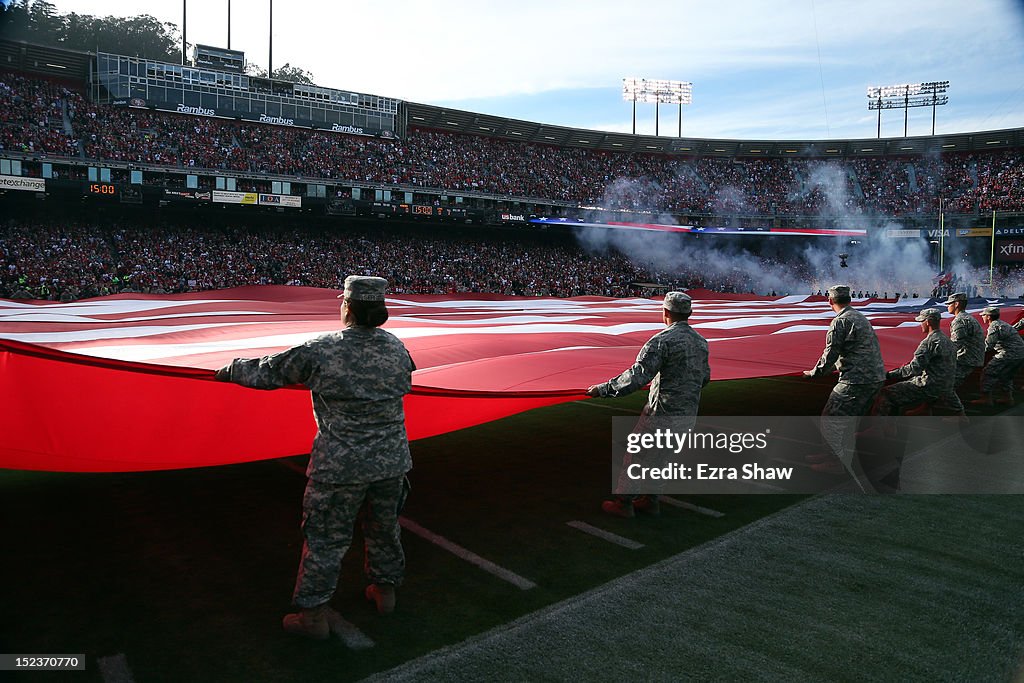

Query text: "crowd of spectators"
[0, 72, 81, 158]
[3, 71, 1023, 219]
[0, 218, 684, 301]
[5, 216, 1022, 303]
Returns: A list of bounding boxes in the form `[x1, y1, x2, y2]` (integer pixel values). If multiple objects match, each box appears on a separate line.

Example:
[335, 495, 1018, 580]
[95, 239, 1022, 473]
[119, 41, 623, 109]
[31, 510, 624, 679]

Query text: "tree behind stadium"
[1, 1, 317, 83]
[1, 0, 183, 64]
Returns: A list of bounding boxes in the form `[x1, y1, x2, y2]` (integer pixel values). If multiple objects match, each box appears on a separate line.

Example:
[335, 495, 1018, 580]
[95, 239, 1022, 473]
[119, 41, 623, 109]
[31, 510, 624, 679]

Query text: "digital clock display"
[85, 183, 118, 196]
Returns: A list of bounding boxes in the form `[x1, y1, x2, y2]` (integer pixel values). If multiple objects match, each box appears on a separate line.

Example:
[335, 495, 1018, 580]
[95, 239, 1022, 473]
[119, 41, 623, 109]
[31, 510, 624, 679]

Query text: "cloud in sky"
[40, 0, 1024, 139]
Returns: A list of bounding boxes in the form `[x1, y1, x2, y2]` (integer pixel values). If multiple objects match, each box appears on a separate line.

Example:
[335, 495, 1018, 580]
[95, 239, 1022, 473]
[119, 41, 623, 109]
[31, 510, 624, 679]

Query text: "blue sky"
[43, 0, 1024, 140]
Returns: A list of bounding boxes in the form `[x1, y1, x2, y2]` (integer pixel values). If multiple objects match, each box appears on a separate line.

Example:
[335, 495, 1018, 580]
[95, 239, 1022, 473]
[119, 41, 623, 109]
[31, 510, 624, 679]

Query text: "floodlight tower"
[867, 81, 949, 138]
[623, 78, 693, 136]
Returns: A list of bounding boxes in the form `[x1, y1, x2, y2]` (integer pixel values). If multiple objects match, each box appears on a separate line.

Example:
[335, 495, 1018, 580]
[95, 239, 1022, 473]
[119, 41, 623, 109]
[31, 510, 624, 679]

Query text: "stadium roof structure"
[406, 101, 1023, 158]
[0, 38, 91, 81]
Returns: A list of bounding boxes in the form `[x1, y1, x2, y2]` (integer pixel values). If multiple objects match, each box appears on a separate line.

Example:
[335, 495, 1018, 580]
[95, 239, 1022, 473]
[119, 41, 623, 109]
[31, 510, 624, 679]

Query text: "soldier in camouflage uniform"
[876, 308, 956, 416]
[215, 275, 414, 640]
[802, 285, 886, 474]
[941, 292, 985, 412]
[972, 306, 1024, 406]
[586, 291, 711, 518]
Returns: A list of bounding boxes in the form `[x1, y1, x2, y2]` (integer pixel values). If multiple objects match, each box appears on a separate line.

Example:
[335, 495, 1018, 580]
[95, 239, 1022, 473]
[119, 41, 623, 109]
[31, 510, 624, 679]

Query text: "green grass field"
[3, 375, 1020, 682]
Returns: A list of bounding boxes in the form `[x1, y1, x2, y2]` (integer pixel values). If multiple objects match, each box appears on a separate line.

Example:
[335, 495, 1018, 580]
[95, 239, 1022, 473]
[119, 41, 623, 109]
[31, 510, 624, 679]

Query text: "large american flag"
[0, 287, 1018, 472]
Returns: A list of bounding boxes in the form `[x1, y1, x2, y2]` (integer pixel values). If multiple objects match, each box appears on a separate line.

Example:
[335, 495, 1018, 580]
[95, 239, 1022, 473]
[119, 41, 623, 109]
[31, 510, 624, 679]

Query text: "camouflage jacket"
[887, 330, 956, 394]
[985, 319, 1024, 360]
[808, 306, 886, 385]
[223, 326, 414, 484]
[949, 311, 985, 368]
[595, 321, 711, 416]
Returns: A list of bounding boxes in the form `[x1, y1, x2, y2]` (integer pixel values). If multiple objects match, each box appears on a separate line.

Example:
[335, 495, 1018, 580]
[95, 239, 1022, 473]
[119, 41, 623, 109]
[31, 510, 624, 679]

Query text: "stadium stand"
[3, 70, 1024, 219]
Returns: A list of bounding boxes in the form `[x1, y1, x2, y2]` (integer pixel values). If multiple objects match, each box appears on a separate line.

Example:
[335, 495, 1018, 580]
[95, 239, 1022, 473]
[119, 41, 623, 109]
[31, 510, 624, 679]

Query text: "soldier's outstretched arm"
[590, 339, 663, 399]
[807, 319, 848, 377]
[215, 342, 316, 390]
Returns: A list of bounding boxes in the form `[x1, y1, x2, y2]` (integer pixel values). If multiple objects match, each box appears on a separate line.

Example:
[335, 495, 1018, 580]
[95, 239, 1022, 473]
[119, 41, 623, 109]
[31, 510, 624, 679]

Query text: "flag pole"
[989, 210, 996, 295]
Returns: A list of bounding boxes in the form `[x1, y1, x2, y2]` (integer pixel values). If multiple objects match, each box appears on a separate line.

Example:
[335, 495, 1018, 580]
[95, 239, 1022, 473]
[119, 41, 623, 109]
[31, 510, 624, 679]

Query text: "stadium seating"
[3, 71, 1023, 216]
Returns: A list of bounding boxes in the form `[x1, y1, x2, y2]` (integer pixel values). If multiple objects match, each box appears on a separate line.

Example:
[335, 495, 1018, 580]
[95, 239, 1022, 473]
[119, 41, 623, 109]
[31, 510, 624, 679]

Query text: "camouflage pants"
[938, 363, 979, 412]
[876, 381, 943, 416]
[820, 381, 884, 463]
[292, 476, 406, 608]
[614, 406, 696, 500]
[981, 357, 1024, 394]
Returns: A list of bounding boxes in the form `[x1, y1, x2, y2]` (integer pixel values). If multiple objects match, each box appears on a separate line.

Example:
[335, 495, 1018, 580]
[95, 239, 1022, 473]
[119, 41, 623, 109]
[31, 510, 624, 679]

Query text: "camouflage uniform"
[807, 306, 886, 417]
[944, 310, 985, 411]
[592, 320, 711, 416]
[806, 304, 885, 465]
[594, 299, 710, 500]
[222, 324, 414, 608]
[877, 330, 956, 415]
[981, 319, 1024, 394]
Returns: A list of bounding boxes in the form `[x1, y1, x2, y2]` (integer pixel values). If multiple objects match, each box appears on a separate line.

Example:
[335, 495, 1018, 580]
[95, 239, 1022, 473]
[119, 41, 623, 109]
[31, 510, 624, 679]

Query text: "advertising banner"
[163, 189, 211, 202]
[995, 239, 1024, 262]
[258, 193, 301, 208]
[0, 175, 45, 192]
[212, 190, 259, 205]
[882, 229, 922, 239]
[956, 227, 993, 238]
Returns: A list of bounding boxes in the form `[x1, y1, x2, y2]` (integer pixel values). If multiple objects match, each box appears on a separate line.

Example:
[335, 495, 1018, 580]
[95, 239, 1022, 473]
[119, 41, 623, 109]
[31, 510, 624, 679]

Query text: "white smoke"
[573, 159, 951, 297]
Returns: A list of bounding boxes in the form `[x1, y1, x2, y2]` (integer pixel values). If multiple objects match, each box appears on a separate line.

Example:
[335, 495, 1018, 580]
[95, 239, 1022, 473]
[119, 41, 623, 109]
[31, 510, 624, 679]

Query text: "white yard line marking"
[97, 654, 134, 683]
[574, 401, 643, 414]
[328, 612, 375, 650]
[399, 517, 537, 590]
[275, 460, 536, 590]
[658, 497, 725, 517]
[566, 521, 645, 550]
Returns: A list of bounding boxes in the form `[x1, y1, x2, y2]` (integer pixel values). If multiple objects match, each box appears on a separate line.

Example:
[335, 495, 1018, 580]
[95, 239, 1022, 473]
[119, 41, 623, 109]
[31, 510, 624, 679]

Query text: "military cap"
[341, 275, 388, 301]
[914, 308, 941, 323]
[981, 306, 999, 316]
[663, 291, 692, 314]
[827, 285, 851, 299]
[944, 292, 967, 304]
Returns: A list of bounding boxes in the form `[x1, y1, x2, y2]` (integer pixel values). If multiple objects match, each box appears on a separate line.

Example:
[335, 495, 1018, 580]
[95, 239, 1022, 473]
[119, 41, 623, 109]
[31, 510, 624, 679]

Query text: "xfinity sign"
[996, 239, 1024, 262]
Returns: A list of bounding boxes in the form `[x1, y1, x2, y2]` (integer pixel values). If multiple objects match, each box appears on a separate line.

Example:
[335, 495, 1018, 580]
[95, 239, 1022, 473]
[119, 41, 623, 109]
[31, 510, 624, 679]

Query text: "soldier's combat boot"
[601, 499, 634, 518]
[282, 604, 330, 640]
[633, 495, 661, 516]
[365, 584, 396, 615]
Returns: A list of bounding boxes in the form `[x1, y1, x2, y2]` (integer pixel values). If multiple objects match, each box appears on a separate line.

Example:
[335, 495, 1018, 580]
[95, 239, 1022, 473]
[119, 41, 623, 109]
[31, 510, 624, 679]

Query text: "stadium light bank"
[623, 78, 693, 137]
[867, 81, 949, 138]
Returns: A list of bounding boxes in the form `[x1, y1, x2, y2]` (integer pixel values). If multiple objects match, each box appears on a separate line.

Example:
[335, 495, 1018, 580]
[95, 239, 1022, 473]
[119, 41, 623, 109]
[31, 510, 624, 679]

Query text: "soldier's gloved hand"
[801, 370, 815, 378]
[214, 365, 232, 382]
[585, 384, 603, 397]
[885, 370, 897, 381]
